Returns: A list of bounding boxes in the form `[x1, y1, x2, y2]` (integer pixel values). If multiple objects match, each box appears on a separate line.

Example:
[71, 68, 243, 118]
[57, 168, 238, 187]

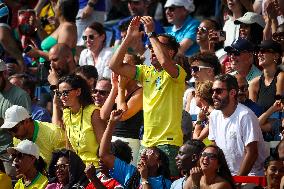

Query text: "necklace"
[68, 107, 84, 153]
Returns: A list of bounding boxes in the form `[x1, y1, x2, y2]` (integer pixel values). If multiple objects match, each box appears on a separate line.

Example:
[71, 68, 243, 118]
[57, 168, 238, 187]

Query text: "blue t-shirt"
[113, 16, 165, 46]
[110, 158, 172, 189]
[165, 15, 200, 56]
[79, 0, 105, 11]
[32, 104, 51, 122]
[241, 99, 263, 117]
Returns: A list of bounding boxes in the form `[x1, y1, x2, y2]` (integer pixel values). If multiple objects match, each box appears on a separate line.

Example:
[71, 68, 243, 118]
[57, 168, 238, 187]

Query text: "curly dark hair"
[58, 74, 93, 108]
[58, 0, 79, 22]
[125, 147, 170, 189]
[204, 145, 236, 189]
[111, 140, 133, 164]
[215, 74, 239, 100]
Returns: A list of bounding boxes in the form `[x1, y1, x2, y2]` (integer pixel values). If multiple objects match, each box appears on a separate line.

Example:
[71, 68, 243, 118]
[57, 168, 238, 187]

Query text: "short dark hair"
[189, 52, 221, 76]
[157, 33, 180, 56]
[75, 65, 98, 80]
[111, 140, 133, 164]
[87, 22, 106, 43]
[264, 156, 280, 170]
[215, 74, 239, 93]
[58, 0, 79, 22]
[184, 139, 205, 156]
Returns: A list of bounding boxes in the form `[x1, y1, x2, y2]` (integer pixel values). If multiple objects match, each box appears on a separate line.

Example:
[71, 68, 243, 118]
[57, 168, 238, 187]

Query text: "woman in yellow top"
[56, 74, 106, 166]
[7, 140, 48, 189]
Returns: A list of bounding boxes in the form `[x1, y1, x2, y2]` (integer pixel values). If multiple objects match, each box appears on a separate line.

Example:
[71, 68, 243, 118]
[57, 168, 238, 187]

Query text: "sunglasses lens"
[191, 66, 199, 73]
[198, 27, 207, 33]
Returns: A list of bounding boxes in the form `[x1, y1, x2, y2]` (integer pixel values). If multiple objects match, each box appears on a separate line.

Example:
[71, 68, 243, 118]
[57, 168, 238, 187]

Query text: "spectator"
[109, 16, 186, 176]
[46, 149, 92, 189]
[101, 52, 143, 165]
[0, 60, 31, 177]
[235, 74, 263, 117]
[54, 74, 106, 166]
[224, 38, 262, 82]
[222, 0, 253, 47]
[113, 0, 165, 46]
[75, 65, 99, 92]
[276, 139, 284, 160]
[234, 12, 265, 45]
[264, 156, 284, 189]
[99, 110, 172, 189]
[0, 105, 65, 165]
[7, 140, 48, 189]
[170, 140, 205, 189]
[93, 77, 112, 107]
[192, 81, 214, 142]
[9, 74, 52, 122]
[249, 40, 284, 111]
[209, 74, 268, 176]
[164, 0, 199, 56]
[188, 145, 235, 189]
[79, 22, 113, 79]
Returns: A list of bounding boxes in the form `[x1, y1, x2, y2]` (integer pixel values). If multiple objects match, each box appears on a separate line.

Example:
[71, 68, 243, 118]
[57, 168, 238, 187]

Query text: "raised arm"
[238, 141, 258, 176]
[140, 16, 179, 78]
[108, 17, 139, 79]
[99, 110, 123, 169]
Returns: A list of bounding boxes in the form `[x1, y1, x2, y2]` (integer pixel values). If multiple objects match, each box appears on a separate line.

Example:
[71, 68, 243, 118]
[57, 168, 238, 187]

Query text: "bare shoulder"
[211, 177, 232, 189]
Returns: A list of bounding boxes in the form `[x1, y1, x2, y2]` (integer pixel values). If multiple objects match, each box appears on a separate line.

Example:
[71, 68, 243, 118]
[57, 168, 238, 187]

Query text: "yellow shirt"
[14, 173, 48, 189]
[63, 104, 100, 166]
[0, 171, 12, 189]
[13, 121, 65, 165]
[135, 65, 186, 147]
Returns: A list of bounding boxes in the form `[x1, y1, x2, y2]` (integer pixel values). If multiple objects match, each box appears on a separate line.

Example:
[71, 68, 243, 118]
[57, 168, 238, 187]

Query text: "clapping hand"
[109, 109, 123, 122]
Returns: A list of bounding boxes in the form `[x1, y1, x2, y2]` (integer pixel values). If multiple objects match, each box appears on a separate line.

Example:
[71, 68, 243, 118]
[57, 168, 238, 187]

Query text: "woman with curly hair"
[188, 145, 235, 189]
[100, 110, 171, 189]
[54, 74, 106, 166]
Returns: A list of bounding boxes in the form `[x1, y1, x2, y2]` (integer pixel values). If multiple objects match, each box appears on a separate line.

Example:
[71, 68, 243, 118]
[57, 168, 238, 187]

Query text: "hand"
[48, 65, 59, 85]
[81, 5, 93, 19]
[265, 0, 280, 20]
[140, 16, 155, 35]
[271, 100, 284, 112]
[26, 48, 39, 58]
[109, 109, 123, 122]
[85, 163, 96, 180]
[137, 158, 148, 180]
[111, 72, 119, 90]
[197, 106, 209, 121]
[208, 30, 219, 51]
[118, 75, 129, 89]
[190, 167, 203, 186]
[125, 16, 143, 41]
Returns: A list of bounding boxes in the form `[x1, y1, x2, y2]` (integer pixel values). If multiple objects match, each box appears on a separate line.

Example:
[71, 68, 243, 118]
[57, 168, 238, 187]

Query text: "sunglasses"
[212, 88, 227, 95]
[92, 89, 110, 96]
[10, 152, 25, 160]
[56, 89, 75, 98]
[197, 26, 208, 33]
[55, 163, 69, 170]
[238, 85, 248, 93]
[190, 66, 212, 73]
[201, 152, 218, 160]
[166, 6, 183, 12]
[272, 32, 284, 41]
[8, 124, 20, 134]
[82, 34, 98, 41]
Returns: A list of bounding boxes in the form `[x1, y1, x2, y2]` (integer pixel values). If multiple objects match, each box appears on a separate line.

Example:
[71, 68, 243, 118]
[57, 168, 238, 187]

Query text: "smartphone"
[217, 30, 226, 42]
[23, 45, 33, 53]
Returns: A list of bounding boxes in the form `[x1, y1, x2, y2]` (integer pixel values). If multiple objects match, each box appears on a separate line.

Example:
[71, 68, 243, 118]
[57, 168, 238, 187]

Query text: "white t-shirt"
[208, 103, 269, 176]
[223, 17, 240, 47]
[79, 47, 113, 78]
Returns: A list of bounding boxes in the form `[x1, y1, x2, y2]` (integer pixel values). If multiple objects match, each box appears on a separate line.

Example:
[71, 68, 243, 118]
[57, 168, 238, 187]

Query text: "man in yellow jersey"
[1, 105, 65, 165]
[109, 16, 186, 176]
[7, 140, 48, 189]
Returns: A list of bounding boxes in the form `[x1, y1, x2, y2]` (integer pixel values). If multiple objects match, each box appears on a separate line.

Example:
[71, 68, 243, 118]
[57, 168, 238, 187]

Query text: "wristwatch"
[87, 1, 96, 7]
[147, 31, 156, 38]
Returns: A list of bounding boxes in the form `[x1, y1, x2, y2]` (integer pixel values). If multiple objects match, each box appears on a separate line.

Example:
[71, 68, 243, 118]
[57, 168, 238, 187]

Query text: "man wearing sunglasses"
[0, 105, 65, 166]
[92, 77, 112, 107]
[109, 16, 186, 176]
[164, 0, 199, 56]
[224, 38, 262, 83]
[208, 74, 268, 176]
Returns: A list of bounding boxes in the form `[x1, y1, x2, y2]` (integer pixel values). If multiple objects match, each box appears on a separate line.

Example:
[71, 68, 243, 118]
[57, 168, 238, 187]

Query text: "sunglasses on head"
[190, 65, 212, 73]
[201, 152, 218, 160]
[92, 89, 110, 96]
[197, 26, 208, 33]
[82, 34, 98, 41]
[56, 89, 75, 98]
[55, 163, 69, 170]
[211, 88, 227, 95]
[166, 6, 183, 12]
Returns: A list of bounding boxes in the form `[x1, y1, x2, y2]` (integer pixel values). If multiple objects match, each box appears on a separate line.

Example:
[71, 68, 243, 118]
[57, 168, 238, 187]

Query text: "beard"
[213, 94, 229, 110]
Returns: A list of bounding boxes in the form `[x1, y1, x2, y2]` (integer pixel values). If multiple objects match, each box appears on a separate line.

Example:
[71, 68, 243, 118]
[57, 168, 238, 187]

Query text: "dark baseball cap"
[257, 40, 282, 54]
[224, 38, 255, 54]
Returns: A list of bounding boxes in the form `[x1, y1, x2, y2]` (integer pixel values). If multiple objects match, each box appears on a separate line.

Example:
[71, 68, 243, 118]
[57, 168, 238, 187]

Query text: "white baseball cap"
[234, 12, 265, 28]
[164, 0, 195, 13]
[7, 139, 39, 159]
[1, 105, 31, 129]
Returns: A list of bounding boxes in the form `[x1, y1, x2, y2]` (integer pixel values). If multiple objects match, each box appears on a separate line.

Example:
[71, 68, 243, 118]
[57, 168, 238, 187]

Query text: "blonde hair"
[196, 81, 214, 105]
